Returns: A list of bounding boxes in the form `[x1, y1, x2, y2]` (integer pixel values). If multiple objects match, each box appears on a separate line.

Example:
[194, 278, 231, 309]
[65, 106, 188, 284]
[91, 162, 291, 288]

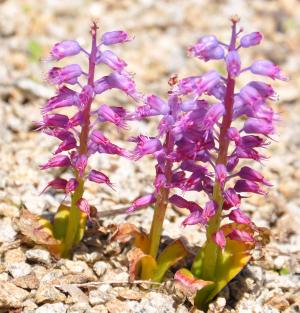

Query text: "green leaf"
[152, 239, 189, 282]
[74, 211, 87, 244]
[194, 223, 255, 309]
[139, 255, 157, 280]
[53, 204, 70, 240]
[191, 244, 206, 278]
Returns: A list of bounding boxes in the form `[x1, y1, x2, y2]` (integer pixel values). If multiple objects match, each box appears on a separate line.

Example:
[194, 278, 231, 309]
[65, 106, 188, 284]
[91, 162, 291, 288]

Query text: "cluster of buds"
[128, 17, 286, 251]
[39, 23, 140, 223]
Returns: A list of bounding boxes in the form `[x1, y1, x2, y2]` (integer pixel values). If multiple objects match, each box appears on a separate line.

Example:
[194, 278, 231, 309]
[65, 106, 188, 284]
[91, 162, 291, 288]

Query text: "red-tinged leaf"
[111, 223, 150, 253]
[127, 247, 157, 280]
[153, 239, 190, 282]
[18, 207, 61, 257]
[175, 268, 213, 295]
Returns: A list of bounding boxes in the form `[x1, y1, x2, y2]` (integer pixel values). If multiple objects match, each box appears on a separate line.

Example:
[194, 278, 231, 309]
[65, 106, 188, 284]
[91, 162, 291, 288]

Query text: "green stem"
[148, 187, 170, 259]
[61, 179, 84, 257]
[194, 19, 238, 309]
[148, 132, 174, 260]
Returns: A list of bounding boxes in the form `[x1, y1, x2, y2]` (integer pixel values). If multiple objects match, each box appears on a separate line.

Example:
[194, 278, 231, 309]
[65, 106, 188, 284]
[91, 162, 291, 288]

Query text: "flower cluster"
[38, 23, 140, 256]
[129, 17, 286, 251]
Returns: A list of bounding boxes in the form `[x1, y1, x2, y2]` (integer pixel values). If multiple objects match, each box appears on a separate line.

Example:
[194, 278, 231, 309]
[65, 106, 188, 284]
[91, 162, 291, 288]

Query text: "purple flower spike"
[101, 30, 130, 45]
[213, 230, 226, 249]
[47, 64, 82, 85]
[240, 32, 263, 48]
[50, 40, 81, 61]
[250, 60, 287, 81]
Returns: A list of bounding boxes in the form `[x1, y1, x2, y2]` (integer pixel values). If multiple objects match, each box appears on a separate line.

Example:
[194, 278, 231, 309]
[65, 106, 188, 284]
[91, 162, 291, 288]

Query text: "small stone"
[208, 297, 226, 313]
[35, 303, 67, 313]
[93, 261, 108, 277]
[62, 260, 94, 277]
[4, 247, 26, 264]
[278, 180, 299, 199]
[0, 272, 9, 281]
[40, 269, 63, 284]
[23, 299, 38, 311]
[0, 281, 29, 308]
[128, 292, 176, 313]
[89, 284, 112, 305]
[35, 284, 66, 304]
[7, 262, 31, 278]
[118, 288, 143, 301]
[106, 299, 130, 313]
[0, 217, 17, 242]
[67, 302, 91, 313]
[13, 272, 39, 289]
[25, 248, 51, 265]
[273, 255, 289, 270]
[90, 304, 108, 313]
[265, 295, 290, 311]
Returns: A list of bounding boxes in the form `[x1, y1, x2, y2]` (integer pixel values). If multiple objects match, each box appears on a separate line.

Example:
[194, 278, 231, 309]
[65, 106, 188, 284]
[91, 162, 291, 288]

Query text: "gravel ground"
[0, 0, 299, 312]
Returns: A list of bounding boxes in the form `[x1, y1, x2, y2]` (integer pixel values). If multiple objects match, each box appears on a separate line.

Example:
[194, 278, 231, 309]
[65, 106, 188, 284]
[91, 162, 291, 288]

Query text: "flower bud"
[215, 164, 227, 187]
[226, 50, 241, 78]
[234, 179, 266, 195]
[50, 40, 81, 60]
[40, 155, 71, 170]
[250, 60, 287, 81]
[227, 229, 254, 243]
[97, 50, 127, 71]
[240, 32, 263, 48]
[47, 64, 82, 85]
[243, 117, 274, 135]
[223, 188, 240, 210]
[127, 194, 156, 213]
[213, 230, 226, 249]
[88, 169, 114, 189]
[228, 209, 251, 224]
[101, 31, 130, 45]
[41, 178, 67, 193]
[65, 178, 78, 194]
[77, 198, 90, 218]
[239, 166, 272, 186]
